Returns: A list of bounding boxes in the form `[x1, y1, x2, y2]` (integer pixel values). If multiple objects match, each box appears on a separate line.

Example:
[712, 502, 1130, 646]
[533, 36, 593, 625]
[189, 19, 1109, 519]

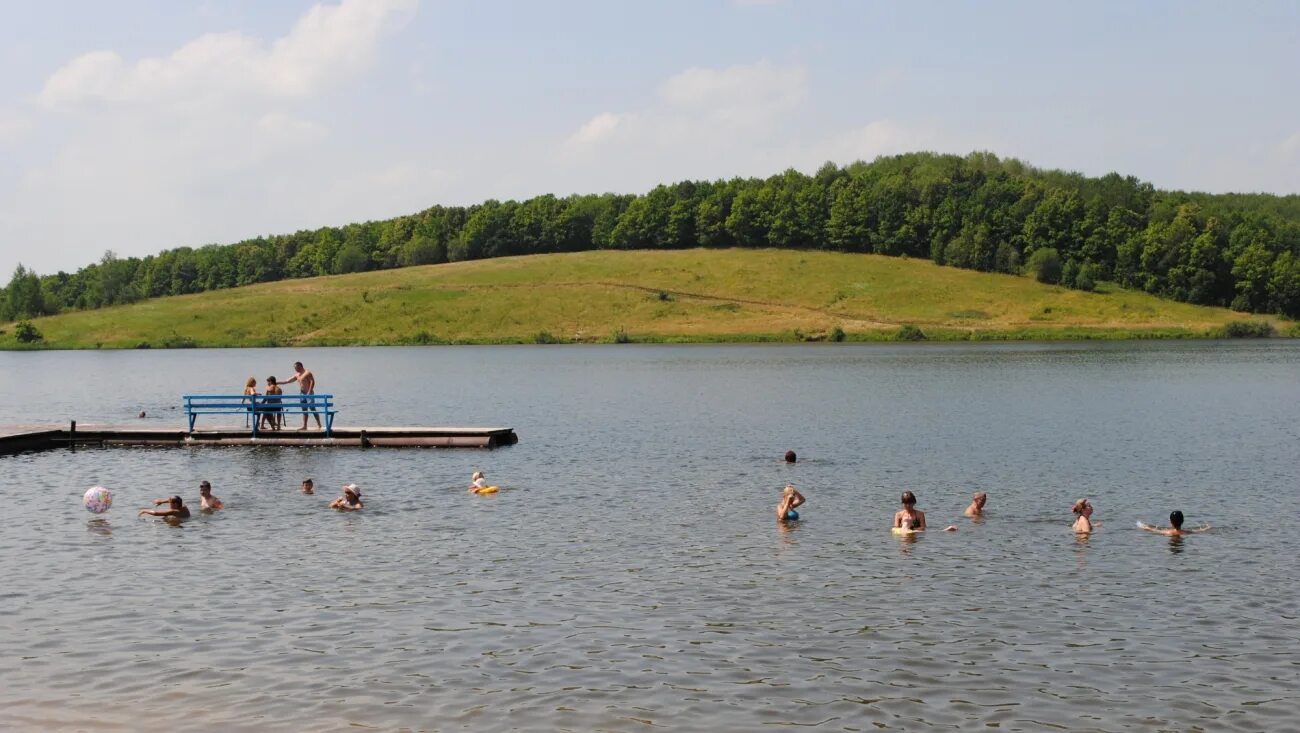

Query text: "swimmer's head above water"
[784, 450, 796, 463]
[1169, 510, 1184, 529]
[1072, 498, 1093, 517]
[901, 491, 917, 507]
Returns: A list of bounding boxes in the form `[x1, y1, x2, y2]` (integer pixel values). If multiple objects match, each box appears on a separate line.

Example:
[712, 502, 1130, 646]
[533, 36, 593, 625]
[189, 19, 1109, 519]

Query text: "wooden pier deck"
[0, 423, 518, 456]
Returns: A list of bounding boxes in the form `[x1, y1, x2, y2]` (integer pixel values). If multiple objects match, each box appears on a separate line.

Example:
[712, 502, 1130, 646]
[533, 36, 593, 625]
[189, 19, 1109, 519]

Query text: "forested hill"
[4, 151, 1300, 322]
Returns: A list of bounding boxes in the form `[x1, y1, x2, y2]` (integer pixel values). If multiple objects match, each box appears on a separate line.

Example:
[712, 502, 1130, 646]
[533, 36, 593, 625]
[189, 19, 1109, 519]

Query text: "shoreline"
[1, 327, 1293, 351]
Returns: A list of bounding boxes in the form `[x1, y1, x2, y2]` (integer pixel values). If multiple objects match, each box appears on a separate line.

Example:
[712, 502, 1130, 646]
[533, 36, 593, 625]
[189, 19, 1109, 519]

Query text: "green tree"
[1230, 242, 1274, 312]
[1268, 250, 1300, 317]
[333, 244, 370, 274]
[3, 264, 47, 320]
[398, 235, 445, 266]
[1025, 247, 1062, 284]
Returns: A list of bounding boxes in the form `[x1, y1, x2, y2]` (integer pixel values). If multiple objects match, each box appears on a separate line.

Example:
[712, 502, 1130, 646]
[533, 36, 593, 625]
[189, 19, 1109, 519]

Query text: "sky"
[0, 0, 1297, 276]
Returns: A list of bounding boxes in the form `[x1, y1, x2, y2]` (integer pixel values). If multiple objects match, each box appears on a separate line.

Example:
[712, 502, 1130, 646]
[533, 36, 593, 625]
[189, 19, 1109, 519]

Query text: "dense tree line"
[4, 152, 1299, 321]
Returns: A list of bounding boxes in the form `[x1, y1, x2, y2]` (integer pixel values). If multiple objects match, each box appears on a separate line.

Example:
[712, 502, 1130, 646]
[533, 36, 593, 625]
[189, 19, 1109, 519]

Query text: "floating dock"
[0, 423, 518, 456]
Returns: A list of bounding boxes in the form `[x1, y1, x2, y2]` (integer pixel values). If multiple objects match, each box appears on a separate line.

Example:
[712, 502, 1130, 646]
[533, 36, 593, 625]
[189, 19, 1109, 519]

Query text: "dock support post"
[69, 420, 76, 452]
[360, 430, 370, 448]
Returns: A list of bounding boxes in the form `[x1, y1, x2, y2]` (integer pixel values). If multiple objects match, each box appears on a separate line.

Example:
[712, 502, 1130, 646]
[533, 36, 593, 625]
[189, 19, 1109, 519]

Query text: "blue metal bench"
[183, 394, 337, 437]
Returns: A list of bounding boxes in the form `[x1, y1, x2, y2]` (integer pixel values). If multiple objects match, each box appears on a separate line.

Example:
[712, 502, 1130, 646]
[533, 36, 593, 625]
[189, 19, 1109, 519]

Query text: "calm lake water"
[2, 342, 1298, 732]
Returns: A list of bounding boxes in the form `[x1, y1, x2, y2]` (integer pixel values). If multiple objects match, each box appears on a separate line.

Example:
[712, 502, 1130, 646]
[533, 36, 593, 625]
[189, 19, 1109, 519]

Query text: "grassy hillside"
[0, 249, 1287, 349]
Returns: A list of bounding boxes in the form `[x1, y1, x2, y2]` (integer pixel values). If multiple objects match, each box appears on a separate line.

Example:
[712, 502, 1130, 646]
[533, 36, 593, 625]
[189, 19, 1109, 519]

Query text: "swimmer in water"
[300, 478, 314, 494]
[468, 471, 490, 494]
[783, 450, 797, 464]
[777, 484, 805, 521]
[964, 491, 988, 518]
[329, 483, 363, 511]
[893, 491, 927, 531]
[198, 480, 224, 510]
[1138, 510, 1210, 537]
[1071, 498, 1094, 533]
[140, 495, 191, 520]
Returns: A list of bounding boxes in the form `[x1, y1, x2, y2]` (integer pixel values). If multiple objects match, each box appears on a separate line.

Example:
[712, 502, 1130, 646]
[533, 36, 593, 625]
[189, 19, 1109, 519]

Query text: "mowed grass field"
[1, 249, 1286, 348]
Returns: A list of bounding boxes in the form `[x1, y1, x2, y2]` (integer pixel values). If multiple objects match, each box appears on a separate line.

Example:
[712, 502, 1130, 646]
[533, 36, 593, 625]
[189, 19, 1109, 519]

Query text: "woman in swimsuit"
[1138, 510, 1210, 537]
[1071, 498, 1094, 533]
[893, 491, 927, 531]
[777, 484, 805, 521]
[329, 483, 363, 511]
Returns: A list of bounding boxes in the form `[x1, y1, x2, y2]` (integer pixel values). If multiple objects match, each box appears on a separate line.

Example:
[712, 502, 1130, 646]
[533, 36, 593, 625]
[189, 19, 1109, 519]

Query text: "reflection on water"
[2, 341, 1299, 731]
[85, 518, 112, 538]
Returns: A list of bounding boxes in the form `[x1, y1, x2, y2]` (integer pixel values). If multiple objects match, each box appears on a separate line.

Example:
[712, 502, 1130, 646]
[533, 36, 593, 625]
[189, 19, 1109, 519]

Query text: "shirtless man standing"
[279, 361, 322, 431]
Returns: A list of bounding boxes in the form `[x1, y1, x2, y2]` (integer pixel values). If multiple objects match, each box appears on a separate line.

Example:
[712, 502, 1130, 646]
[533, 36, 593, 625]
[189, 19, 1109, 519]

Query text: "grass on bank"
[1, 249, 1291, 349]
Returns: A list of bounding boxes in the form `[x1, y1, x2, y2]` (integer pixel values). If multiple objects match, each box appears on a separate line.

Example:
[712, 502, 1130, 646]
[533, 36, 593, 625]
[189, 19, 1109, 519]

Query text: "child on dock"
[261, 377, 283, 431]
[242, 377, 258, 428]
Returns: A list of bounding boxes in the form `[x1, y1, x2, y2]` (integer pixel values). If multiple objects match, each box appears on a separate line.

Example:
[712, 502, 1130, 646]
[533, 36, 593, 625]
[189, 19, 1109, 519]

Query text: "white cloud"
[562, 60, 806, 166]
[567, 112, 623, 147]
[1280, 130, 1300, 157]
[658, 62, 804, 111]
[0, 108, 31, 145]
[808, 119, 1001, 164]
[2, 0, 422, 275]
[555, 60, 995, 194]
[39, 0, 416, 106]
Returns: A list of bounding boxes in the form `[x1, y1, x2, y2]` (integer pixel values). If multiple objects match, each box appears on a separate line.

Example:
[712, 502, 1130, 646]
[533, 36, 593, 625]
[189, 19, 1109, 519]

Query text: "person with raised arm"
[279, 361, 322, 431]
[777, 484, 805, 521]
[1071, 498, 1095, 533]
[140, 495, 191, 521]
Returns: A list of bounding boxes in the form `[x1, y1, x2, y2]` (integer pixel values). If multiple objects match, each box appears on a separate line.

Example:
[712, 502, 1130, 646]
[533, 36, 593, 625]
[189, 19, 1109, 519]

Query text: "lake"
[1, 342, 1298, 732]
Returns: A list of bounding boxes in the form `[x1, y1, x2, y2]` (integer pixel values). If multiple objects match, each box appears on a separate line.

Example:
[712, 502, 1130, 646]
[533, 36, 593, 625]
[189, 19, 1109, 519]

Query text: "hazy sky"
[1, 0, 1296, 276]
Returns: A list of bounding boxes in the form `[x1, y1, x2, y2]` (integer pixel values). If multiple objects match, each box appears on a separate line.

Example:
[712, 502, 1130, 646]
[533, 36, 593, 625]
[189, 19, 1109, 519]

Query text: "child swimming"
[468, 471, 495, 494]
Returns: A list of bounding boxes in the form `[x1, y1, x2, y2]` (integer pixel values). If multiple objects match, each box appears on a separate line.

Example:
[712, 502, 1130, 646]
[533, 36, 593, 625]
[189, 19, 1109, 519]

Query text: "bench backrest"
[184, 394, 335, 412]
[182, 394, 337, 436]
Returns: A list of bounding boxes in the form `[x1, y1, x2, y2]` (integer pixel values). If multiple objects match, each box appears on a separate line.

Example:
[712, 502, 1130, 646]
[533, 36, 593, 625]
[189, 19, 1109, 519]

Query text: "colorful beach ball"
[83, 486, 113, 514]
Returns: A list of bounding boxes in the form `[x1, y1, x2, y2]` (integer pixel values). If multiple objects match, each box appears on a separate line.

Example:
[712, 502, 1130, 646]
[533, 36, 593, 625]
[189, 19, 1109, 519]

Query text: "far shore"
[2, 250, 1293, 350]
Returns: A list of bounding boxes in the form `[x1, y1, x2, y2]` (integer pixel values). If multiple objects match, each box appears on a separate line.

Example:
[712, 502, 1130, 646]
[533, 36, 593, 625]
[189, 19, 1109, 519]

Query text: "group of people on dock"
[777, 451, 1208, 537]
[241, 361, 322, 431]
